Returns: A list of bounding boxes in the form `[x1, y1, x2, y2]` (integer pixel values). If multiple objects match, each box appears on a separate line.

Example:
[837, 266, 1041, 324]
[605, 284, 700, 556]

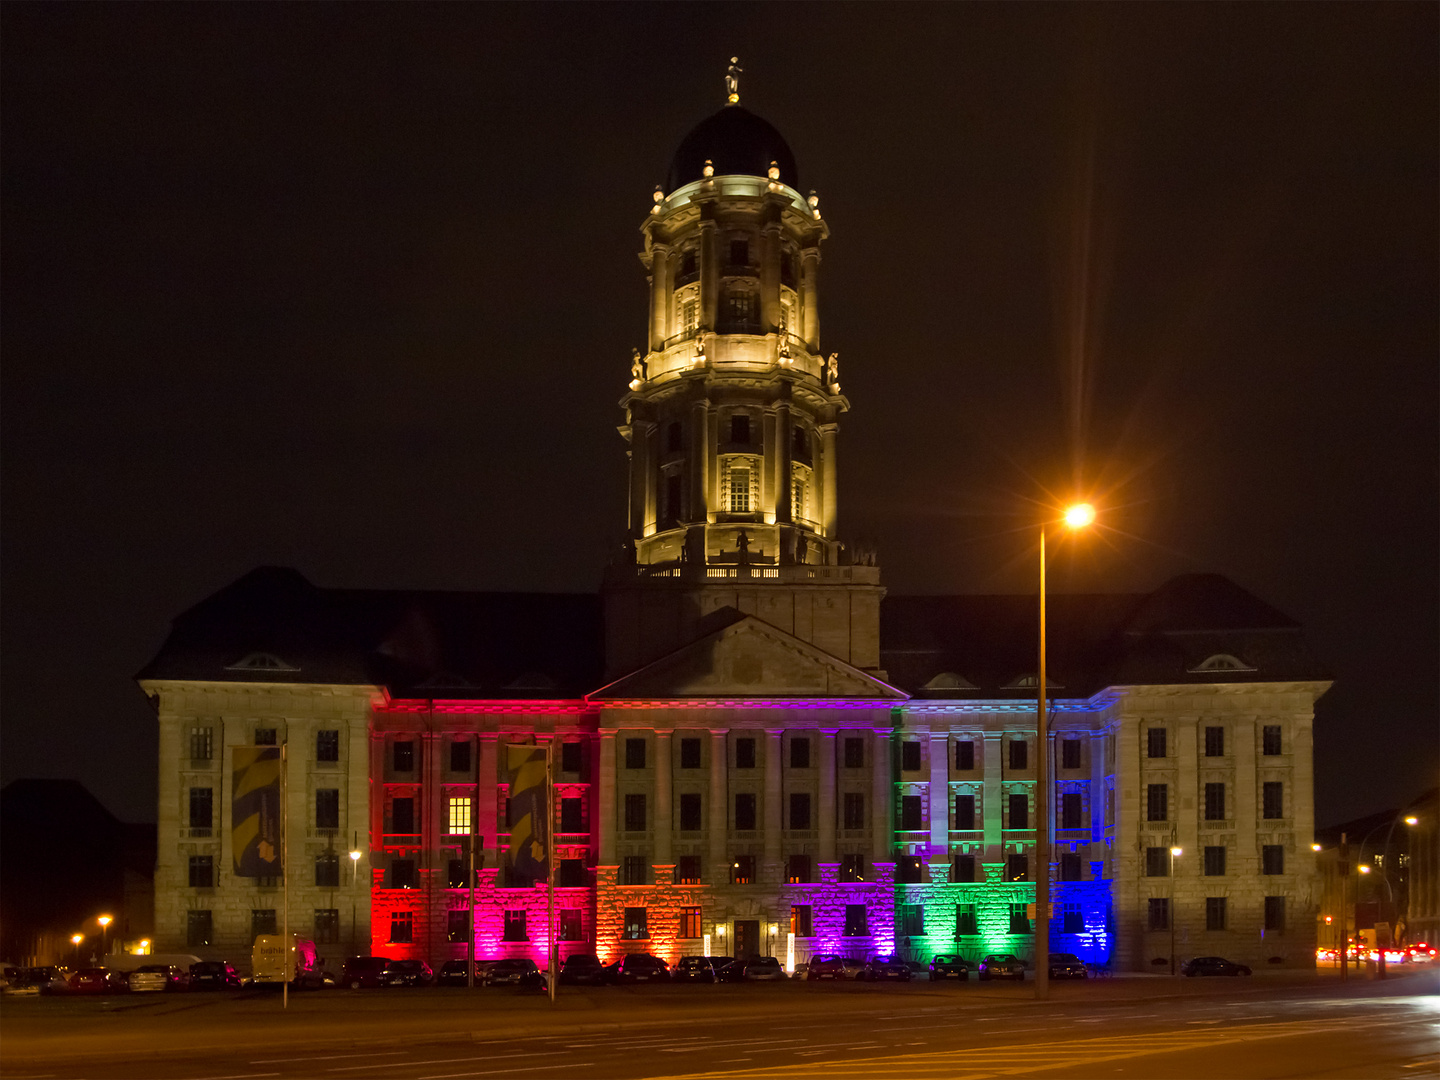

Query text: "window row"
[185, 908, 341, 947]
[1145, 782, 1285, 821]
[187, 727, 343, 762]
[1145, 844, 1289, 877]
[187, 853, 358, 889]
[1146, 725, 1286, 759]
[1146, 896, 1288, 933]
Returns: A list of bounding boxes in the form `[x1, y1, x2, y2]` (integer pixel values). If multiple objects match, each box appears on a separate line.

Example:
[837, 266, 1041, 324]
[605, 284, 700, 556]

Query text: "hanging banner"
[506, 745, 549, 886]
[232, 746, 282, 877]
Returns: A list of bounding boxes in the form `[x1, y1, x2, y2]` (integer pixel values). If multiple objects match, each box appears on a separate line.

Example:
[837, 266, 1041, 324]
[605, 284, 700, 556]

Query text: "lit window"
[722, 457, 756, 512]
[843, 904, 868, 936]
[502, 910, 526, 941]
[790, 905, 813, 937]
[622, 907, 649, 940]
[791, 464, 811, 523]
[559, 910, 583, 940]
[680, 907, 702, 938]
[390, 911, 413, 943]
[447, 797, 472, 836]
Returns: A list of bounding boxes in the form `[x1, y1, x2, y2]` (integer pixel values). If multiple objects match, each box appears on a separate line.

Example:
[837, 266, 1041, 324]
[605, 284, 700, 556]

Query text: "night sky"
[3, 4, 1435, 827]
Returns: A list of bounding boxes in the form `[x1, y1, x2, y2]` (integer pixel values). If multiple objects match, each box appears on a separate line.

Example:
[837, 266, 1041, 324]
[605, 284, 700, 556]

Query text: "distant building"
[138, 75, 1330, 974]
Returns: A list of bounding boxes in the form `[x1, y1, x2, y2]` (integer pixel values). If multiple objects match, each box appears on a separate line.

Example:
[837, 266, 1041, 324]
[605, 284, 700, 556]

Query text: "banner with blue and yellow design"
[232, 746, 282, 877]
[506, 745, 549, 886]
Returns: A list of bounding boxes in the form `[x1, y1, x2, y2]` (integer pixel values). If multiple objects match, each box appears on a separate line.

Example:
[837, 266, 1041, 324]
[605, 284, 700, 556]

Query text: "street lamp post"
[71, 933, 83, 967]
[348, 840, 362, 965]
[97, 915, 113, 959]
[1035, 502, 1095, 1002]
[1169, 845, 1183, 976]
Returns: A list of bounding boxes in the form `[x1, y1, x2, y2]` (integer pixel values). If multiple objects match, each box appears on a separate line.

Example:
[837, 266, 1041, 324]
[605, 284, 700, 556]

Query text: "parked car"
[23, 966, 72, 995]
[483, 958, 544, 987]
[383, 959, 434, 987]
[610, 952, 670, 984]
[189, 961, 243, 990]
[742, 956, 788, 981]
[68, 968, 128, 994]
[1048, 952, 1088, 980]
[673, 956, 729, 984]
[437, 959, 481, 987]
[977, 954, 1025, 981]
[927, 954, 971, 981]
[129, 964, 190, 992]
[342, 955, 391, 989]
[560, 954, 606, 986]
[806, 955, 865, 981]
[715, 959, 749, 983]
[860, 956, 912, 982]
[1181, 956, 1252, 977]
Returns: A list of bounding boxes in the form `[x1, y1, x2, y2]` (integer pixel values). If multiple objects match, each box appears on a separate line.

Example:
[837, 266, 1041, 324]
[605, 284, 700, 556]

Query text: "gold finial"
[726, 57, 742, 105]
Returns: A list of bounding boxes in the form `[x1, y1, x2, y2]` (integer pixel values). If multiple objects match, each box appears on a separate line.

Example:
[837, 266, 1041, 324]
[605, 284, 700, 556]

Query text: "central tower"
[604, 70, 884, 681]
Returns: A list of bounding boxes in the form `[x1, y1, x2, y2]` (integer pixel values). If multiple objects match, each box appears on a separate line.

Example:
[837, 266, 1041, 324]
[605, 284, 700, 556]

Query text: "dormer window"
[730, 414, 751, 444]
[1188, 653, 1257, 674]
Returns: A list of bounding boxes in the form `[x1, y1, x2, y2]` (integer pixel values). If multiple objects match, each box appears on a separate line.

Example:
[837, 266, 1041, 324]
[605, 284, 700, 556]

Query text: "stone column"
[929, 732, 949, 865]
[598, 733, 617, 865]
[764, 730, 784, 880]
[819, 730, 837, 862]
[982, 732, 1003, 865]
[1234, 715, 1257, 876]
[800, 247, 820, 349]
[369, 731, 387, 853]
[1089, 729, 1107, 874]
[774, 398, 793, 526]
[649, 244, 671, 352]
[871, 731, 892, 865]
[478, 734, 498, 869]
[760, 221, 782, 331]
[819, 424, 838, 541]
[654, 730, 673, 868]
[708, 730, 729, 881]
[689, 400, 710, 524]
[700, 221, 719, 331]
[1177, 717, 1199, 878]
[1291, 710, 1317, 886]
[630, 420, 653, 539]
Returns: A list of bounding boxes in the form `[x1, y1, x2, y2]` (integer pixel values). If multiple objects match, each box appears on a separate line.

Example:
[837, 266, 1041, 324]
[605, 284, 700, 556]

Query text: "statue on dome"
[630, 348, 647, 385]
[826, 352, 841, 391]
[726, 57, 742, 105]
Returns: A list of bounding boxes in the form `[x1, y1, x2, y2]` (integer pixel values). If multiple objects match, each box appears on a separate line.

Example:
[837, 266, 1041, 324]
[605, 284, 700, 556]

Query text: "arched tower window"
[721, 456, 758, 513]
[792, 463, 812, 525]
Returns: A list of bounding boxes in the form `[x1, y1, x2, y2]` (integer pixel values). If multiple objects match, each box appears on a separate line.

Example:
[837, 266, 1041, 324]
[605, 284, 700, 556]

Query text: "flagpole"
[282, 740, 289, 1012]
[547, 740, 557, 1004]
[468, 734, 478, 990]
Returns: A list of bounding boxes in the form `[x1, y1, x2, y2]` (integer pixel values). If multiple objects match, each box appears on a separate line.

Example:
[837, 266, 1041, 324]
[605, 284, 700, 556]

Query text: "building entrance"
[733, 919, 760, 961]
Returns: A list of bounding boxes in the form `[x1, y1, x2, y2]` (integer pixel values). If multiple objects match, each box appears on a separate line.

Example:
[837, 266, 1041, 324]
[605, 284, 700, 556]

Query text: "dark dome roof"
[666, 106, 799, 192]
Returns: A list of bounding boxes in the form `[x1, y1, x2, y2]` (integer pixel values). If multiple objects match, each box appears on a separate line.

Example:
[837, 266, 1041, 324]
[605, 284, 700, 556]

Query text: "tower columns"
[699, 220, 719, 331]
[820, 423, 838, 540]
[649, 244, 672, 351]
[689, 400, 710, 524]
[760, 221, 782, 331]
[800, 248, 821, 348]
[773, 397, 793, 527]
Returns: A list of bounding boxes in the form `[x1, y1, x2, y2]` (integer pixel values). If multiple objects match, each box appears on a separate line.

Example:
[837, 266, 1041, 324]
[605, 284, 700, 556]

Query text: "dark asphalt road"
[3, 972, 1436, 1079]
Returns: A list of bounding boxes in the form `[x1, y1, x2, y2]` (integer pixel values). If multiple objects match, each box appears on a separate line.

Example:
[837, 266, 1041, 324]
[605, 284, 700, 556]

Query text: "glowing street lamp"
[1169, 847, 1183, 976]
[71, 933, 83, 966]
[1035, 503, 1097, 1001]
[97, 915, 113, 958]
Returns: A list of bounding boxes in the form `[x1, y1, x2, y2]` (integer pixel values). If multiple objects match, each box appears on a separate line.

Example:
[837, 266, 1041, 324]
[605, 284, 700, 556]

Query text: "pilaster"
[598, 733, 617, 866]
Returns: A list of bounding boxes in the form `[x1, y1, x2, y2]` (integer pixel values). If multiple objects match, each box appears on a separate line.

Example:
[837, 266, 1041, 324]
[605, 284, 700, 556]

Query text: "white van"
[251, 935, 325, 988]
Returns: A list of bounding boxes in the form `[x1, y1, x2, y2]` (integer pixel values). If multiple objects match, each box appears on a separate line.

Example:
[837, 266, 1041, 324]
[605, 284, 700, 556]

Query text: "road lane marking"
[253, 1053, 405, 1064]
[331, 1052, 566, 1072]
[420, 1065, 594, 1079]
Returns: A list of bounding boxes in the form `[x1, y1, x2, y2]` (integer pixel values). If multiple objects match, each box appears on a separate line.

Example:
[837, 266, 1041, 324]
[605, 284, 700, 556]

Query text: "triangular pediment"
[591, 614, 906, 699]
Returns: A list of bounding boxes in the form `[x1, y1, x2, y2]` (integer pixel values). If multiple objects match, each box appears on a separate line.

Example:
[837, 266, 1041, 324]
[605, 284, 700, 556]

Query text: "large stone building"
[138, 78, 1330, 974]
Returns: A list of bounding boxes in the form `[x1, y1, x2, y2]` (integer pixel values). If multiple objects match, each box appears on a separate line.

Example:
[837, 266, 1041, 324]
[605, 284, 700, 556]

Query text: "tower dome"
[665, 106, 799, 192]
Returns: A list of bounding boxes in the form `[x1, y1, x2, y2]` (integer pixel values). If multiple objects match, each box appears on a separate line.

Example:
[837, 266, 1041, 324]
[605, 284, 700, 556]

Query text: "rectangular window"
[901, 794, 923, 830]
[390, 910, 413, 944]
[559, 909, 583, 940]
[1062, 739, 1081, 769]
[1206, 897, 1227, 931]
[679, 906, 702, 939]
[447, 859, 466, 889]
[186, 909, 212, 947]
[449, 740, 472, 773]
[1262, 845, 1285, 875]
[621, 856, 647, 886]
[843, 737, 864, 768]
[1204, 726, 1225, 757]
[1009, 739, 1028, 770]
[393, 741, 414, 772]
[316, 788, 340, 830]
[787, 853, 811, 883]
[789, 792, 812, 830]
[1264, 896, 1285, 933]
[1262, 725, 1283, 756]
[900, 904, 925, 937]
[1007, 853, 1029, 882]
[950, 854, 975, 883]
[1061, 903, 1084, 934]
[736, 738, 756, 769]
[843, 792, 865, 829]
[680, 738, 701, 769]
[189, 787, 213, 831]
[676, 855, 701, 885]
[447, 796, 473, 835]
[954, 794, 976, 830]
[843, 904, 869, 937]
[1147, 783, 1169, 822]
[1204, 783, 1226, 821]
[724, 459, 754, 512]
[315, 909, 339, 944]
[679, 296, 699, 336]
[955, 740, 975, 770]
[315, 852, 339, 888]
[254, 727, 277, 746]
[1148, 897, 1170, 931]
[559, 859, 586, 887]
[251, 908, 277, 938]
[391, 797, 416, 835]
[1060, 792, 1083, 830]
[561, 741, 582, 773]
[189, 726, 213, 761]
[625, 738, 646, 770]
[390, 858, 417, 889]
[622, 907, 649, 940]
[502, 910, 526, 941]
[729, 413, 751, 443]
[446, 909, 469, 943]
[1204, 846, 1227, 877]
[679, 793, 702, 831]
[840, 854, 865, 882]
[731, 854, 755, 885]
[1262, 782, 1284, 819]
[735, 793, 757, 830]
[1147, 728, 1167, 759]
[895, 855, 923, 883]
[901, 741, 922, 771]
[189, 855, 214, 888]
[790, 737, 811, 768]
[1008, 793, 1029, 830]
[729, 238, 749, 266]
[1146, 847, 1170, 877]
[316, 730, 339, 762]
[956, 903, 978, 936]
[1060, 853, 1083, 881]
[560, 797, 583, 834]
[1009, 902, 1031, 934]
[790, 904, 813, 937]
[624, 793, 647, 832]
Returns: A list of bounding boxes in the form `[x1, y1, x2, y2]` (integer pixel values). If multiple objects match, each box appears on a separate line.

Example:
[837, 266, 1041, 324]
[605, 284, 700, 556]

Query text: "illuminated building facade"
[139, 81, 1329, 974]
